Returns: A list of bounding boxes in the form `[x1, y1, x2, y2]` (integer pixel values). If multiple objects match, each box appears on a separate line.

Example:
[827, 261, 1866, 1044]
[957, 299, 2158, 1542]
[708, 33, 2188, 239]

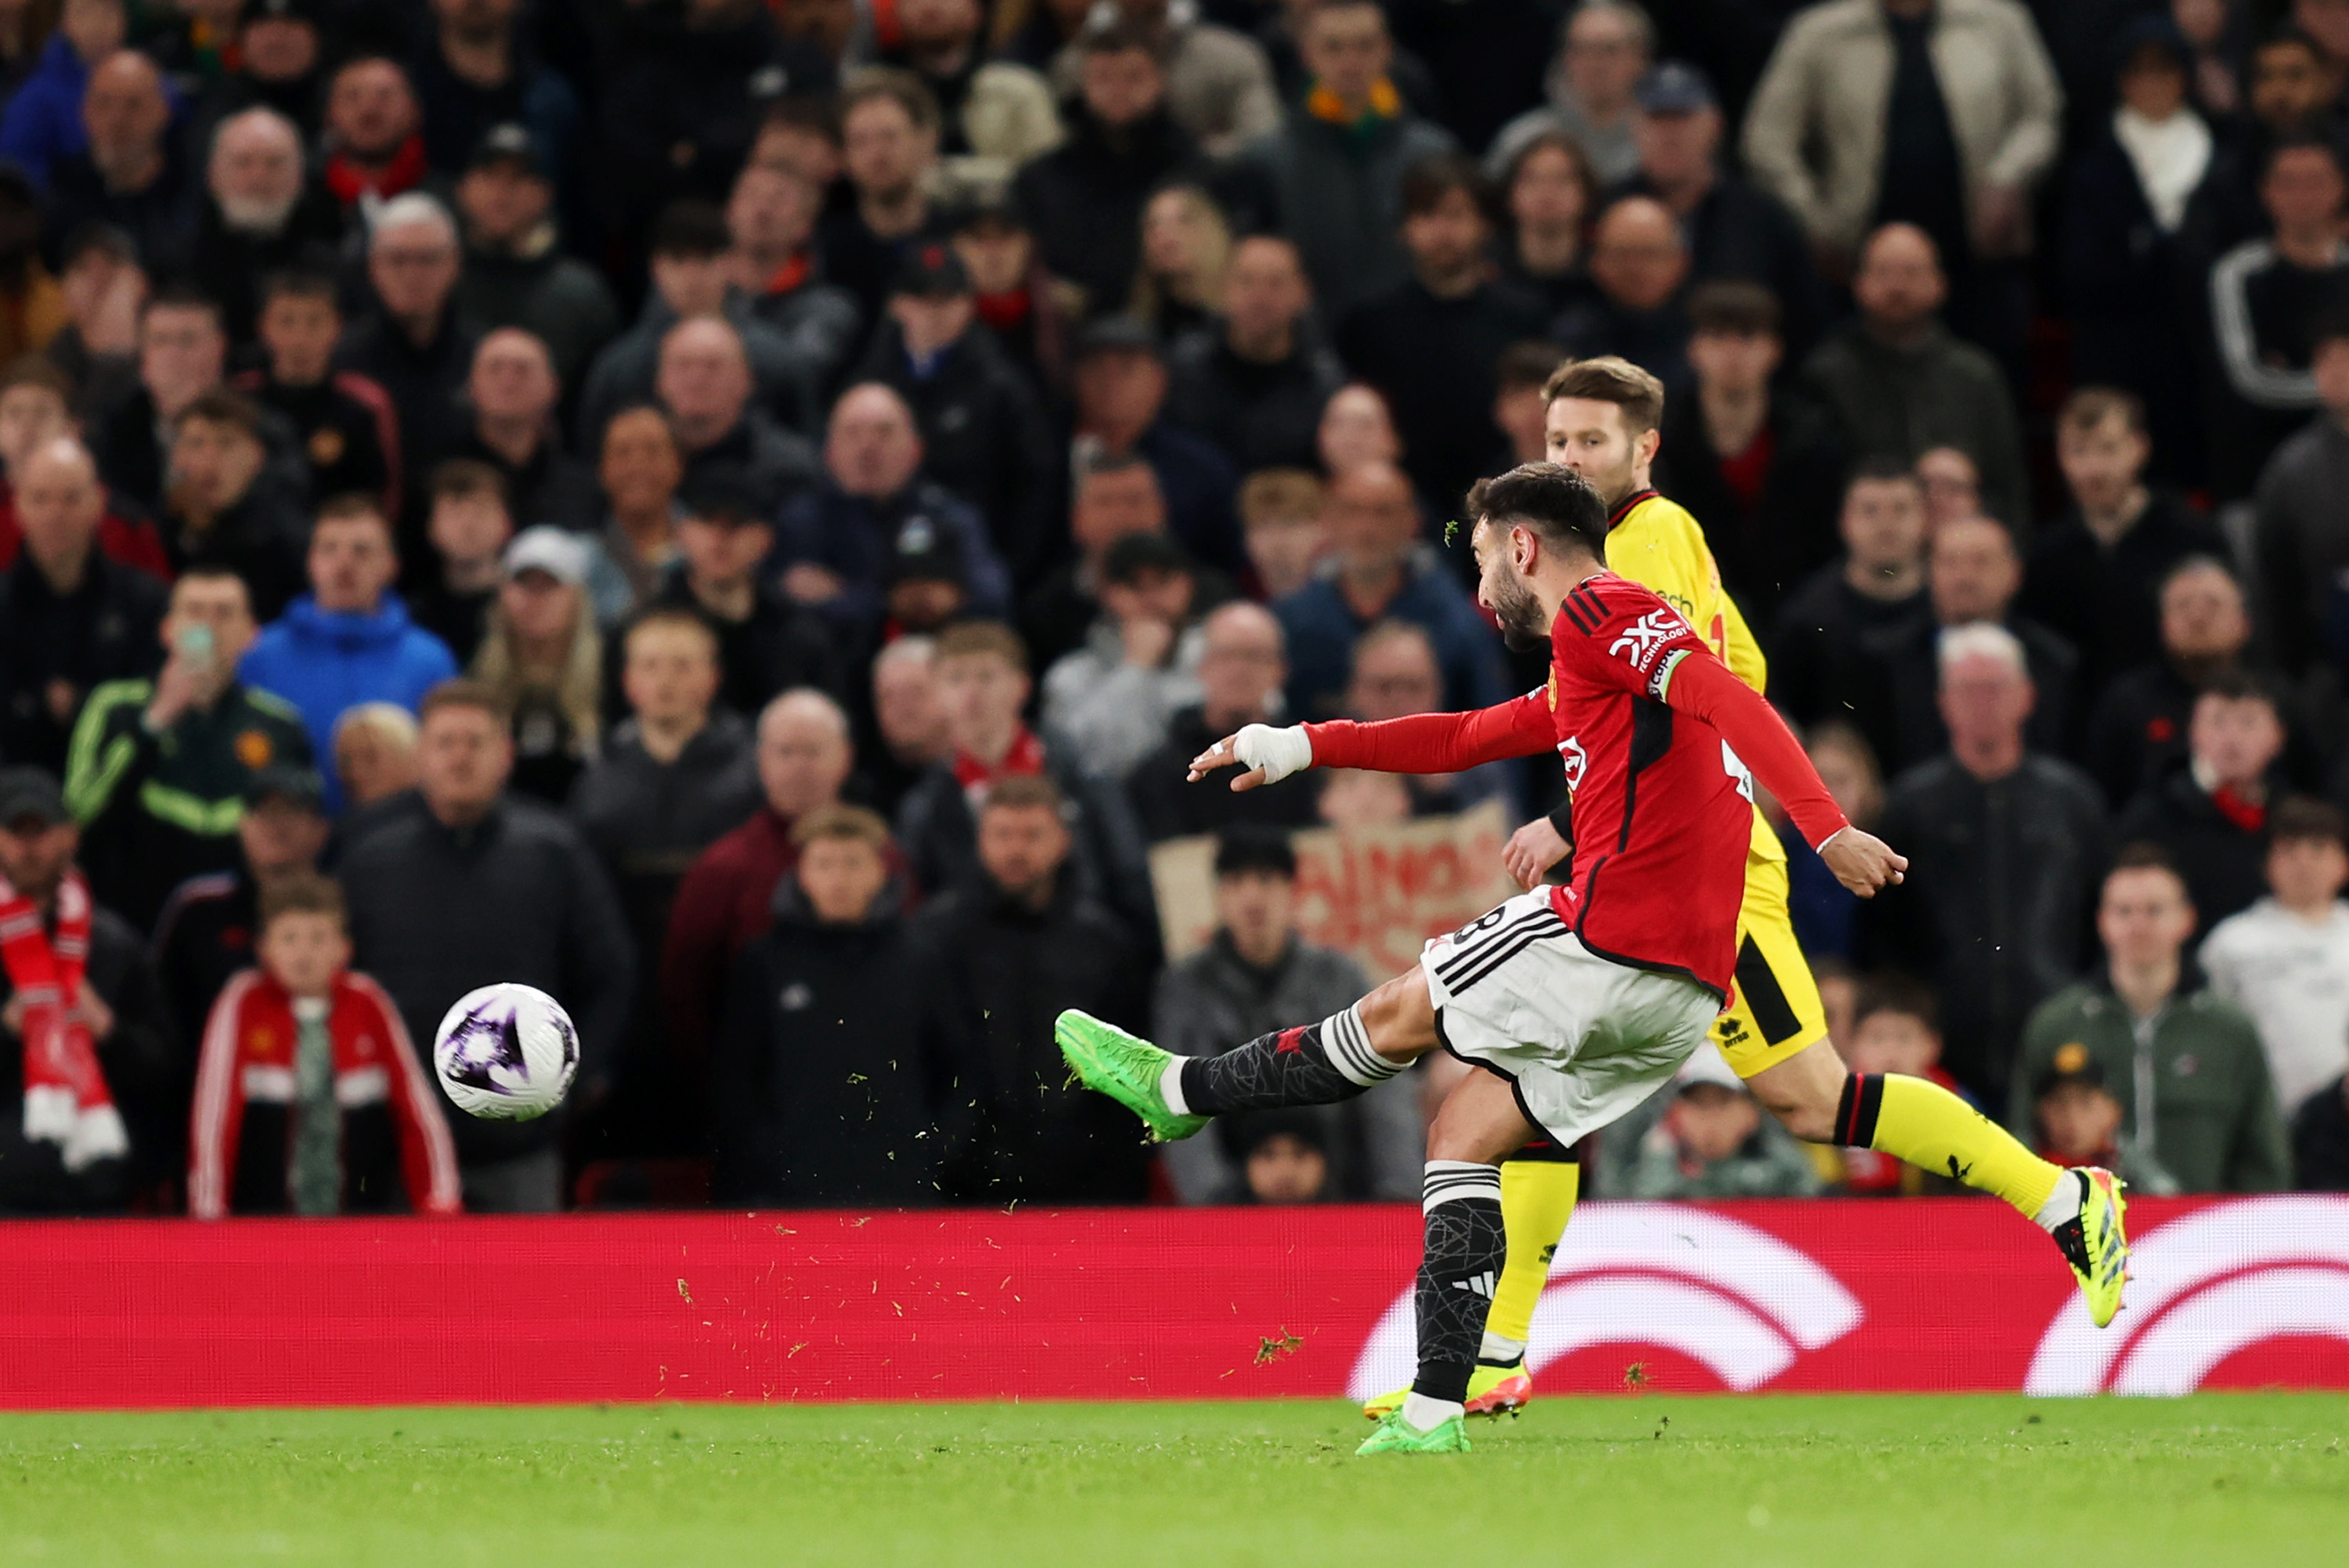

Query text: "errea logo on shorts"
[1608, 609, 1689, 671]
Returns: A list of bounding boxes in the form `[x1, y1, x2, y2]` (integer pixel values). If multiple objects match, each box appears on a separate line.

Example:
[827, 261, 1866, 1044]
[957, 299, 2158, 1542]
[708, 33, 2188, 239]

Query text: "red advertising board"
[0, 1196, 2342, 1409]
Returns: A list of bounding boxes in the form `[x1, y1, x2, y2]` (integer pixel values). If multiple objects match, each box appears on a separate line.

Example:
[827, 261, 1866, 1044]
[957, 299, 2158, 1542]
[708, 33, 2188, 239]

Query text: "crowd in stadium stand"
[0, 0, 2347, 1216]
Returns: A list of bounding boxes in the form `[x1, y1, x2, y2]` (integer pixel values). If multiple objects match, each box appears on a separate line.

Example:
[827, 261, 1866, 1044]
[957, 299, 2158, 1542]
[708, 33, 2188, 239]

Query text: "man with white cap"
[1611, 1043, 1822, 1199]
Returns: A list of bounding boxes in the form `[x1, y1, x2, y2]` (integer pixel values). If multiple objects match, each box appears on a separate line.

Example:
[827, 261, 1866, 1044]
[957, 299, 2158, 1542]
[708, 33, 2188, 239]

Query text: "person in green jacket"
[63, 564, 312, 932]
[2012, 844, 2292, 1193]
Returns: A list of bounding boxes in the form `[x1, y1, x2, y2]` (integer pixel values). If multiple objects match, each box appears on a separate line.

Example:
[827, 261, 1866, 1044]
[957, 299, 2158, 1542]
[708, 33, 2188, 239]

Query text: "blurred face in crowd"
[498, 569, 579, 647]
[0, 384, 70, 479]
[1301, 2, 1390, 106]
[1546, 395, 1652, 506]
[435, 0, 521, 43]
[976, 801, 1070, 903]
[951, 215, 1032, 295]
[258, 290, 341, 385]
[758, 694, 855, 818]
[1324, 463, 1419, 575]
[677, 509, 773, 593]
[141, 303, 226, 420]
[1808, 730, 1883, 827]
[0, 813, 78, 906]
[2251, 39, 2332, 131]
[369, 214, 460, 330]
[15, 439, 103, 578]
[1563, 2, 1648, 114]
[60, 0, 126, 67]
[657, 320, 755, 446]
[728, 164, 821, 261]
[2057, 411, 2150, 517]
[1937, 649, 2033, 755]
[937, 650, 1030, 755]
[651, 243, 731, 321]
[1081, 45, 1166, 128]
[429, 489, 513, 569]
[417, 702, 514, 825]
[1245, 506, 1325, 598]
[1928, 517, 2019, 626]
[457, 158, 552, 251]
[897, 0, 981, 55]
[2189, 691, 2285, 789]
[600, 408, 684, 517]
[825, 384, 924, 499]
[2117, 41, 2189, 122]
[841, 95, 931, 203]
[470, 330, 559, 428]
[2261, 144, 2347, 236]
[162, 570, 258, 676]
[889, 285, 975, 359]
[1853, 225, 1947, 339]
[1634, 103, 1720, 193]
[1196, 603, 1285, 727]
[242, 8, 319, 82]
[1347, 628, 1442, 720]
[1914, 445, 1981, 529]
[334, 713, 419, 809]
[210, 110, 305, 233]
[1223, 236, 1309, 355]
[775, 0, 858, 57]
[1493, 376, 1550, 464]
[1510, 140, 1589, 240]
[328, 59, 420, 162]
[309, 511, 399, 615]
[1845, 1008, 1939, 1078]
[258, 910, 349, 1000]
[874, 644, 951, 762]
[84, 51, 168, 172]
[2160, 563, 2249, 661]
[1073, 348, 1167, 447]
[1686, 325, 1781, 399]
[1587, 197, 1687, 312]
[799, 834, 889, 925]
[1216, 866, 1296, 964]
[1318, 384, 1401, 474]
[622, 619, 721, 730]
[1070, 463, 1165, 557]
[1670, 1082, 1759, 1162]
[238, 794, 330, 879]
[2098, 865, 2195, 974]
[1141, 187, 1219, 289]
[2038, 1081, 2124, 1163]
[2297, 0, 2349, 63]
[2269, 832, 2349, 911]
[1246, 1133, 1326, 1205]
[169, 415, 265, 513]
[1100, 562, 1193, 635]
[1402, 186, 1491, 292]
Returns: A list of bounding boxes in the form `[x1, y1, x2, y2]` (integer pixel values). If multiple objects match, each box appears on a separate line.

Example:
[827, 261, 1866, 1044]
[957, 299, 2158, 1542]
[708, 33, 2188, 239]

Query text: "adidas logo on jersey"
[1451, 1272, 1497, 1299]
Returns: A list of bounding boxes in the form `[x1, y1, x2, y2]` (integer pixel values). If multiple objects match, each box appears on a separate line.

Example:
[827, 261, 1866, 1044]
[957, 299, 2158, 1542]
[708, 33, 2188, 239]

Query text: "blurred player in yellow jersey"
[1364, 358, 2127, 1420]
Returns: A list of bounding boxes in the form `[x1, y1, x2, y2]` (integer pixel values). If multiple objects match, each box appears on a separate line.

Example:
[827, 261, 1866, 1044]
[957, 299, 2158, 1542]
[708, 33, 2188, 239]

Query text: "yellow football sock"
[1486, 1157, 1579, 1348]
[1866, 1072, 2062, 1218]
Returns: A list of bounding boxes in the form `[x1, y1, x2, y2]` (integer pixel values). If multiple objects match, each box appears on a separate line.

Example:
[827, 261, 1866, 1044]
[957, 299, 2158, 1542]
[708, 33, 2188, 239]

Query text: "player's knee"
[1745, 1047, 1844, 1142]
[1357, 968, 1439, 1065]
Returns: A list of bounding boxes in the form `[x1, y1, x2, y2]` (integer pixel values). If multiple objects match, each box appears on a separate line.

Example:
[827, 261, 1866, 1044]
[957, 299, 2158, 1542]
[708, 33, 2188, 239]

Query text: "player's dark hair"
[1851, 973, 1938, 1035]
[1466, 463, 1609, 559]
[1214, 824, 1297, 881]
[1542, 356, 1665, 437]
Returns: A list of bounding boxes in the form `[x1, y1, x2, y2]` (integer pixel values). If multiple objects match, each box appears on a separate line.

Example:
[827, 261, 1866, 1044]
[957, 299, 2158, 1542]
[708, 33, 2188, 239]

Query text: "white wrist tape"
[1232, 723, 1313, 786]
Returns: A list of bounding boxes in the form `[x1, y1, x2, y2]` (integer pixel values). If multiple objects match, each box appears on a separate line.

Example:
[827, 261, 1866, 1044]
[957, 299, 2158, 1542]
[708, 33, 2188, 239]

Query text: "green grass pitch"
[0, 1393, 2342, 1566]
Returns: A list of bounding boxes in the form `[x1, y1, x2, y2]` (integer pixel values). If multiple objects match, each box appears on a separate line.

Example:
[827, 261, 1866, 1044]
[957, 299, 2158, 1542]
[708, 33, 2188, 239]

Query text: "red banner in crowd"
[0, 1197, 2342, 1409]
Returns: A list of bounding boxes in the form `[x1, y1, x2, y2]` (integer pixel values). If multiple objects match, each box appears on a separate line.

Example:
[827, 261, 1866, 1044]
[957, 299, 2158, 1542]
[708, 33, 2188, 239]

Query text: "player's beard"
[1490, 571, 1550, 651]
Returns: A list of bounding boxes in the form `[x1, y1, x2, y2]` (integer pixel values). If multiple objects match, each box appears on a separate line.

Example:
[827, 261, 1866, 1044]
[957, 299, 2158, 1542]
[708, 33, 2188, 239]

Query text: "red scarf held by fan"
[323, 135, 429, 207]
[951, 726, 1048, 804]
[0, 871, 126, 1172]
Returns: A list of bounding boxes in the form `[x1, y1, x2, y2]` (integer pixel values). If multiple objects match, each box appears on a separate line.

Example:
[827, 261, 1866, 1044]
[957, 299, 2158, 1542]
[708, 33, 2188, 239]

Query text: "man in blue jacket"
[239, 495, 457, 813]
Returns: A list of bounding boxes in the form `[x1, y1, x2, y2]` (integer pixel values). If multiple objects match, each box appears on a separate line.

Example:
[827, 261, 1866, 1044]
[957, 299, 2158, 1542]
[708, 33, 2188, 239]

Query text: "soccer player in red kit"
[1059, 463, 1918, 1455]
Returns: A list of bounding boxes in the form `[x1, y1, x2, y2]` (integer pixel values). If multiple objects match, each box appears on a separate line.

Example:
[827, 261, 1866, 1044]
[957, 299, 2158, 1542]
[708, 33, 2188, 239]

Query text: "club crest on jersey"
[1558, 734, 1588, 792]
[1608, 608, 1690, 672]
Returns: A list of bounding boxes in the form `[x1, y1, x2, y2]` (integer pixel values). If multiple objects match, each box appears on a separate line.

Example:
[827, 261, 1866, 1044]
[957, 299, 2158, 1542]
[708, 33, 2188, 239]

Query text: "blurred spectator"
[234, 268, 399, 517]
[1619, 1044, 1821, 1199]
[0, 167, 63, 365]
[1779, 723, 1882, 964]
[2059, 23, 2210, 485]
[151, 762, 329, 1054]
[1155, 826, 1417, 1203]
[43, 50, 194, 269]
[64, 564, 310, 932]
[1165, 232, 1341, 478]
[661, 687, 863, 1069]
[407, 458, 510, 665]
[175, 106, 341, 351]
[1041, 531, 1203, 781]
[335, 193, 478, 531]
[1130, 600, 1319, 842]
[330, 701, 418, 813]
[1348, 619, 1510, 820]
[2201, 796, 2349, 1119]
[652, 315, 821, 517]
[1490, 341, 1561, 468]
[1016, 24, 1203, 319]
[92, 285, 226, 515]
[1070, 315, 1241, 575]
[712, 803, 972, 1204]
[1128, 182, 1228, 343]
[337, 680, 633, 1213]
[819, 70, 947, 331]
[0, 763, 173, 1214]
[651, 467, 837, 718]
[471, 525, 601, 804]
[591, 405, 684, 619]
[2012, 844, 2289, 1193]
[944, 185, 1070, 399]
[914, 771, 1149, 1201]
[1770, 463, 1932, 739]
[1618, 60, 1825, 354]
[1048, 0, 1279, 160]
[157, 387, 308, 621]
[883, 0, 1061, 191]
[2116, 670, 2287, 935]
[1315, 379, 1403, 477]
[1914, 442, 1983, 533]
[1237, 0, 1453, 319]
[318, 57, 429, 227]
[2019, 388, 2223, 716]
[198, 0, 329, 140]
[0, 0, 126, 189]
[2207, 139, 2349, 499]
[1493, 129, 1597, 315]
[1834, 975, 1970, 1196]
[724, 159, 863, 402]
[2252, 308, 2349, 676]
[1653, 281, 1846, 624]
[2292, 1070, 2349, 1188]
[0, 355, 164, 576]
[1020, 447, 1165, 669]
[2025, 1044, 2180, 1196]
[0, 434, 162, 776]
[1853, 514, 2079, 777]
[776, 381, 1012, 638]
[452, 327, 596, 532]
[186, 872, 461, 1218]
[579, 200, 817, 450]
[2183, 25, 2333, 258]
[570, 608, 760, 1159]
[1488, 0, 1650, 188]
[1337, 154, 1544, 522]
[1274, 460, 1504, 719]
[1862, 624, 2109, 1103]
[449, 123, 618, 395]
[2083, 555, 2253, 808]
[410, 0, 583, 198]
[864, 636, 953, 820]
[1552, 194, 1691, 385]
[1217, 1113, 1331, 1203]
[1799, 223, 2027, 529]
[850, 243, 1057, 577]
[238, 495, 459, 814]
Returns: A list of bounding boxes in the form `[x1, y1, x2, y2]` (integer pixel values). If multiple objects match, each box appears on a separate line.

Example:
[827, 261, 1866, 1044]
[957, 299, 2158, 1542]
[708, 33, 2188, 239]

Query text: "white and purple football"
[432, 982, 579, 1122]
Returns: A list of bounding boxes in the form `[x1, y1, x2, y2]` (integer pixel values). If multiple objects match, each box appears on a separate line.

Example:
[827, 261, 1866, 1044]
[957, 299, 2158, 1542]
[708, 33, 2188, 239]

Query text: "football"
[431, 982, 579, 1122]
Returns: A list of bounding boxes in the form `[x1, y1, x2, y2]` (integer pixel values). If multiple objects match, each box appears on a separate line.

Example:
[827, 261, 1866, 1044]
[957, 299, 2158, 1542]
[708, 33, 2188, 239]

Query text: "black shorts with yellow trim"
[1710, 849, 1830, 1077]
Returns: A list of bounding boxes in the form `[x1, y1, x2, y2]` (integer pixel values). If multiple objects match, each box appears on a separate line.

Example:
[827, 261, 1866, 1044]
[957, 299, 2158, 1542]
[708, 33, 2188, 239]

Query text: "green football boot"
[1356, 1409, 1471, 1456]
[1055, 1010, 1209, 1143]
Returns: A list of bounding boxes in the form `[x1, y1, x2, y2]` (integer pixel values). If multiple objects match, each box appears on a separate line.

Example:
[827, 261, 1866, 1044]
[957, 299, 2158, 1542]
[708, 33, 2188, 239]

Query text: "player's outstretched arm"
[1658, 650, 1907, 897]
[1188, 695, 1554, 791]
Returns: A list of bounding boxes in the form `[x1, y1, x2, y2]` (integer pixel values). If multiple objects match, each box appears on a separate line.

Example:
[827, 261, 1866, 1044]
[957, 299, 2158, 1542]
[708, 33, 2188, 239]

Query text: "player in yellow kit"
[1364, 358, 2127, 1419]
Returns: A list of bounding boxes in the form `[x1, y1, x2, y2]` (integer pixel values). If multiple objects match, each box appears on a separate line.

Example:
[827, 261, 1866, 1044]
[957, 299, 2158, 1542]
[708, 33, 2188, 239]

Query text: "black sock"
[1411, 1160, 1506, 1406]
[1180, 1006, 1399, 1116]
[1835, 1072, 1885, 1147]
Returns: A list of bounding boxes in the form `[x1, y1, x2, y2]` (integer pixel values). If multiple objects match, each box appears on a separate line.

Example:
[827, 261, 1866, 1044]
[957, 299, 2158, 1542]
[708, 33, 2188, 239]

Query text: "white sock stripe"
[1421, 1160, 1503, 1212]
[1158, 1057, 1192, 1118]
[1323, 1006, 1402, 1086]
